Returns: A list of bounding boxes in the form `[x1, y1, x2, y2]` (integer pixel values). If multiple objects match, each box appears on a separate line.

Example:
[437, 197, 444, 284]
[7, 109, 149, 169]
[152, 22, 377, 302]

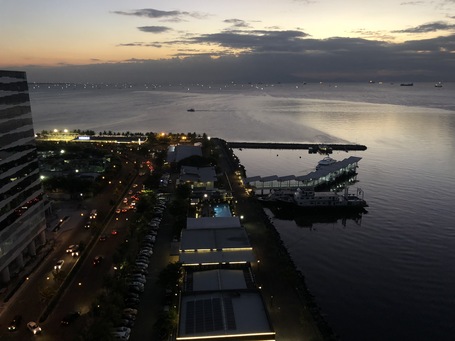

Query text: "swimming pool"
[212, 203, 232, 217]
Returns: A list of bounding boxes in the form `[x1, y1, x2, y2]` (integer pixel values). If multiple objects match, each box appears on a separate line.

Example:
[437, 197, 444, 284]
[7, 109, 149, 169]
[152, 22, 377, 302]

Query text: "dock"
[227, 142, 367, 153]
[244, 156, 362, 194]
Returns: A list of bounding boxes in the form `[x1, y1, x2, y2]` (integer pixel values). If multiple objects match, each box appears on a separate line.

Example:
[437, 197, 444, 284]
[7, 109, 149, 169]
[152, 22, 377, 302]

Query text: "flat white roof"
[179, 250, 255, 265]
[192, 269, 247, 291]
[180, 228, 251, 250]
[167, 145, 203, 163]
[187, 217, 241, 230]
[178, 292, 274, 340]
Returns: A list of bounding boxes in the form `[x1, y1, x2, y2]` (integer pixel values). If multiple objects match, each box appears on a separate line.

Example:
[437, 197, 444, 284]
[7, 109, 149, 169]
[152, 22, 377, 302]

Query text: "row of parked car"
[113, 198, 167, 339]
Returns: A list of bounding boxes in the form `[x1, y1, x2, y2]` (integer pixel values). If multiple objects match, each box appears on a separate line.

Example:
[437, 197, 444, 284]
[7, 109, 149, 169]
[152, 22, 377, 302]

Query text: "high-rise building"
[0, 70, 47, 283]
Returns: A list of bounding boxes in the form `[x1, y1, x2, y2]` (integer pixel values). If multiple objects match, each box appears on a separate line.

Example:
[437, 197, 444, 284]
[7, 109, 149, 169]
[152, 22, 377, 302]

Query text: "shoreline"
[214, 137, 336, 340]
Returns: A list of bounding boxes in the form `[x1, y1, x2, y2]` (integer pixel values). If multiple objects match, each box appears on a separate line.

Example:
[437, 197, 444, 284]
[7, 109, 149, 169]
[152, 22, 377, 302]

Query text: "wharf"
[245, 156, 362, 193]
[227, 141, 367, 152]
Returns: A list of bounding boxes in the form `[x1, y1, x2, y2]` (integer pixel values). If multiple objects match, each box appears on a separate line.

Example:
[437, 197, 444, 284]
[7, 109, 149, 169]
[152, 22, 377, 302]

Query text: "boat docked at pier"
[316, 156, 337, 170]
[258, 189, 295, 203]
[292, 187, 367, 209]
[259, 187, 367, 211]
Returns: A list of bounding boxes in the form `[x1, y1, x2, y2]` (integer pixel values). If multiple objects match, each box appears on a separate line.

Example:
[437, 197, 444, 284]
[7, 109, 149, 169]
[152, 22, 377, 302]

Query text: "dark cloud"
[224, 19, 250, 28]
[189, 29, 311, 52]
[138, 26, 171, 33]
[113, 8, 184, 18]
[112, 8, 206, 21]
[23, 30, 455, 83]
[392, 21, 455, 33]
[117, 42, 163, 48]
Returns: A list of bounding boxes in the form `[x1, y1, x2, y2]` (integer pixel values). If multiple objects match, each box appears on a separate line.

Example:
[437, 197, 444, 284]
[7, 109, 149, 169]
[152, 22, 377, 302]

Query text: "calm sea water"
[30, 82, 455, 340]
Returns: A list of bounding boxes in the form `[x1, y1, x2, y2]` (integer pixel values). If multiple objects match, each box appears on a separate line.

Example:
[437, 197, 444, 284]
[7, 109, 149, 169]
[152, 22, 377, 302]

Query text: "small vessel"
[187, 108, 195, 112]
[435, 82, 443, 88]
[316, 156, 337, 170]
[400, 83, 413, 86]
[318, 144, 333, 154]
[292, 187, 367, 209]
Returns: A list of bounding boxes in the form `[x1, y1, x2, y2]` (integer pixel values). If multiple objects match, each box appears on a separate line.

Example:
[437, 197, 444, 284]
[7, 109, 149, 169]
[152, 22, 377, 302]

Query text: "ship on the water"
[259, 187, 367, 210]
[316, 156, 337, 170]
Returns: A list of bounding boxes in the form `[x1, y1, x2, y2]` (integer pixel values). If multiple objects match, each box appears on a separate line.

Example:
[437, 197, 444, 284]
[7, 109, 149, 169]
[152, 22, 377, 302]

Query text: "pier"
[244, 156, 362, 194]
[227, 142, 367, 153]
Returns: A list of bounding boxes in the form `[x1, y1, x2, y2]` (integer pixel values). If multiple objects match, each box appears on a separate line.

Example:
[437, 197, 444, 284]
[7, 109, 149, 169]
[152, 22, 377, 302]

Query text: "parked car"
[122, 313, 136, 322]
[61, 311, 80, 325]
[123, 308, 138, 316]
[8, 315, 22, 331]
[113, 326, 131, 334]
[99, 234, 107, 241]
[132, 268, 148, 275]
[111, 330, 130, 340]
[27, 321, 42, 334]
[127, 277, 146, 285]
[120, 319, 135, 328]
[128, 285, 144, 293]
[142, 240, 154, 246]
[139, 249, 152, 255]
[135, 261, 149, 269]
[124, 299, 139, 308]
[128, 281, 144, 289]
[125, 292, 140, 300]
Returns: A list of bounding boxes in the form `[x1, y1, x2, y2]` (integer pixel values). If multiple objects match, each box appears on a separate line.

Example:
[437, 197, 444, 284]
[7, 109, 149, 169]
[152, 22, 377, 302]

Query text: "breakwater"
[227, 141, 367, 152]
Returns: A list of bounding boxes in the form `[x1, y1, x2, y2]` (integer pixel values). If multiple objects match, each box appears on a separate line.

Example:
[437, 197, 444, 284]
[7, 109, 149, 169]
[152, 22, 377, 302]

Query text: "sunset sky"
[2, 0, 455, 83]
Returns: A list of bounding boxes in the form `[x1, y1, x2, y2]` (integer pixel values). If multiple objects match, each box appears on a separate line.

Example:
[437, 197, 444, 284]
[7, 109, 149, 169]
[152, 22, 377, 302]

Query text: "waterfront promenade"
[213, 138, 336, 341]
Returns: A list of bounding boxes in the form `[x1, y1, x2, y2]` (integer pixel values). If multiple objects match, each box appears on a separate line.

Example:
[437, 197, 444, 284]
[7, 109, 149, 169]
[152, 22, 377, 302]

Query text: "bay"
[29, 82, 455, 340]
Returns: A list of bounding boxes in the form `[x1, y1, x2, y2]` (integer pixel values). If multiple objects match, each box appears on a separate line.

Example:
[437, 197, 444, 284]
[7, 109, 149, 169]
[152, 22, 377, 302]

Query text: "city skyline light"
[2, 0, 455, 83]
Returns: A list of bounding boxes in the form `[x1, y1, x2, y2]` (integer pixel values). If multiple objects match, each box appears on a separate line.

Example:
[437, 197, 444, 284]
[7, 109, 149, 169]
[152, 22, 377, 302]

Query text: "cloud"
[189, 29, 311, 53]
[22, 25, 455, 83]
[392, 21, 455, 33]
[351, 29, 396, 41]
[138, 26, 171, 33]
[112, 8, 206, 21]
[223, 19, 251, 28]
[400, 1, 425, 5]
[117, 42, 163, 48]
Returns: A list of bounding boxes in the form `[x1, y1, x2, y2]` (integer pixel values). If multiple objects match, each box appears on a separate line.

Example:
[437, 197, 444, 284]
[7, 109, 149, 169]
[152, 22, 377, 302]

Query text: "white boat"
[316, 156, 337, 170]
[292, 187, 367, 209]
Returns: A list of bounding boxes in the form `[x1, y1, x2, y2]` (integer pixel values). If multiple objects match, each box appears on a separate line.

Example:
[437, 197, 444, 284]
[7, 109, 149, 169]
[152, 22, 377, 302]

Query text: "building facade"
[0, 70, 47, 283]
